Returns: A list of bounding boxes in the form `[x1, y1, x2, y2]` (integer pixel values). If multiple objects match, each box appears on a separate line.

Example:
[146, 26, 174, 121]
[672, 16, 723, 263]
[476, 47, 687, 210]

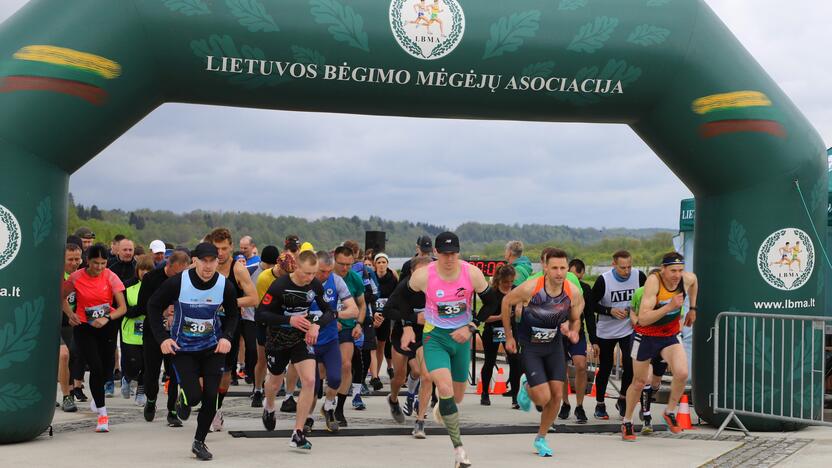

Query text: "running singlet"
[171, 272, 226, 352]
[121, 281, 144, 345]
[596, 268, 641, 340]
[423, 261, 474, 331]
[517, 277, 572, 346]
[635, 272, 685, 337]
[309, 273, 350, 345]
[65, 267, 124, 324]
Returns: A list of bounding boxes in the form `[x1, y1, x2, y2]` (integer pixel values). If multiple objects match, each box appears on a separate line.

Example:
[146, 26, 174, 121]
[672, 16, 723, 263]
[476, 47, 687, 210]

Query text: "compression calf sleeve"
[439, 397, 463, 448]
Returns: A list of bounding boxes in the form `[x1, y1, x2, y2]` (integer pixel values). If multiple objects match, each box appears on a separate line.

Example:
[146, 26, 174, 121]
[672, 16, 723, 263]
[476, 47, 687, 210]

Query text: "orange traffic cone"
[476, 379, 483, 395]
[677, 394, 694, 430]
[491, 367, 508, 395]
[164, 379, 169, 395]
[567, 380, 573, 395]
[589, 369, 599, 397]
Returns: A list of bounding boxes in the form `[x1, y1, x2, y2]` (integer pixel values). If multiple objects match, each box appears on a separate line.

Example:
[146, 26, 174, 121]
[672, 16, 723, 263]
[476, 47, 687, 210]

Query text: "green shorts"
[423, 327, 470, 383]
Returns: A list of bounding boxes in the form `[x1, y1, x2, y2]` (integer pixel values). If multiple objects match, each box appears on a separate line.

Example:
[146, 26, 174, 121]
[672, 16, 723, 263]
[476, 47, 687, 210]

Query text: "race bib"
[530, 327, 557, 344]
[375, 298, 388, 311]
[182, 317, 215, 338]
[85, 303, 110, 324]
[493, 327, 506, 343]
[133, 320, 144, 336]
[437, 300, 467, 318]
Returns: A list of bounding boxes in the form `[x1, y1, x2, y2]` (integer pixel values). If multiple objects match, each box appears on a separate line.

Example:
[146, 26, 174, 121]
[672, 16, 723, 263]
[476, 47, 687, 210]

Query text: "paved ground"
[0, 378, 829, 467]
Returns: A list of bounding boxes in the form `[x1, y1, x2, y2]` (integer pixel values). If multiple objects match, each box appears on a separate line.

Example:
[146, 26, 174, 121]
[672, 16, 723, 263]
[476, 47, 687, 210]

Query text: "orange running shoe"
[621, 422, 636, 442]
[96, 415, 109, 432]
[663, 412, 682, 434]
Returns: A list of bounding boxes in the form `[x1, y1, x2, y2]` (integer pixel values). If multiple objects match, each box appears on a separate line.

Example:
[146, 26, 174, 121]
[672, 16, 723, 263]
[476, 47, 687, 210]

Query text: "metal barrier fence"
[712, 311, 832, 438]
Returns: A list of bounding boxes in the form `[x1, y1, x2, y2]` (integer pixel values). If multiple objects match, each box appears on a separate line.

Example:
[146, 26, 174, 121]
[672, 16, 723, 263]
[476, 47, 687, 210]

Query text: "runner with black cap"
[147, 242, 240, 460]
[400, 231, 496, 468]
[621, 252, 698, 441]
[399, 235, 435, 279]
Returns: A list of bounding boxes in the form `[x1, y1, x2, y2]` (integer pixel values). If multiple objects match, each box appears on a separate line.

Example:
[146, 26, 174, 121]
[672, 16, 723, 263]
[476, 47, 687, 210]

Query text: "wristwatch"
[467, 324, 478, 334]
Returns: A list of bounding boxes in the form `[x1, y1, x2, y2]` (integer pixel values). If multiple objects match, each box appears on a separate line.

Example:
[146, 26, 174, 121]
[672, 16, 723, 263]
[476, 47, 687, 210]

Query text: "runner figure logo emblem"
[390, 0, 465, 60]
[0, 204, 21, 271]
[757, 228, 814, 291]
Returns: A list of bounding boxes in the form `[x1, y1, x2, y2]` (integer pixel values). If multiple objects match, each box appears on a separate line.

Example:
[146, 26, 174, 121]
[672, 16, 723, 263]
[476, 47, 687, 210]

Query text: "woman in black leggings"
[62, 244, 127, 432]
[479, 265, 517, 406]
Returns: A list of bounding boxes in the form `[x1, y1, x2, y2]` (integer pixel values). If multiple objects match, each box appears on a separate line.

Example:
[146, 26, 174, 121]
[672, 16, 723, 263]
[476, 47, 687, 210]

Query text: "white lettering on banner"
[203, 56, 629, 97]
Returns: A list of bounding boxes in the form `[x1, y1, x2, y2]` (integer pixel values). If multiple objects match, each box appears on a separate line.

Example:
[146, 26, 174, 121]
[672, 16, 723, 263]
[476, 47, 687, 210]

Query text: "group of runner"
[59, 228, 698, 466]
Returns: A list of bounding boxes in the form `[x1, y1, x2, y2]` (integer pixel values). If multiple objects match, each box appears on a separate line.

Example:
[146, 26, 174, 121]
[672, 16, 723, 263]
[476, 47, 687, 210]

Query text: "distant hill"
[67, 195, 674, 258]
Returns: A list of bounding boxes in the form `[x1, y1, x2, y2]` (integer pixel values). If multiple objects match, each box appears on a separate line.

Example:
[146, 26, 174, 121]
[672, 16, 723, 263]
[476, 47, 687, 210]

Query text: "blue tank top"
[517, 277, 572, 347]
[310, 273, 339, 345]
[171, 272, 226, 352]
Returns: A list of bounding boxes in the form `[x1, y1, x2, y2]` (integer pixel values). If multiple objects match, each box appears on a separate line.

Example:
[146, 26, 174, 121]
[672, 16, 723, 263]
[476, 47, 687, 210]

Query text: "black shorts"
[338, 328, 356, 344]
[519, 339, 567, 387]
[60, 325, 74, 347]
[631, 333, 683, 362]
[390, 323, 423, 359]
[376, 317, 392, 342]
[362, 321, 377, 350]
[256, 324, 267, 346]
[266, 341, 315, 375]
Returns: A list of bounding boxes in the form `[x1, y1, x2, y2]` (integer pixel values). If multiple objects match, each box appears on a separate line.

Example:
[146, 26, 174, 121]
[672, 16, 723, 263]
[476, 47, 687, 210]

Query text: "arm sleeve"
[382, 281, 408, 321]
[147, 276, 181, 343]
[638, 270, 647, 287]
[475, 286, 500, 323]
[582, 284, 598, 344]
[311, 280, 337, 328]
[255, 281, 290, 328]
[590, 276, 611, 316]
[399, 283, 422, 324]
[220, 281, 241, 342]
[136, 275, 155, 317]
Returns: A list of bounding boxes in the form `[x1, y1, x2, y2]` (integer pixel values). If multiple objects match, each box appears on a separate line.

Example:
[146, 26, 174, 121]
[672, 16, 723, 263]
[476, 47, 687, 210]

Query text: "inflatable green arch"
[0, 0, 825, 443]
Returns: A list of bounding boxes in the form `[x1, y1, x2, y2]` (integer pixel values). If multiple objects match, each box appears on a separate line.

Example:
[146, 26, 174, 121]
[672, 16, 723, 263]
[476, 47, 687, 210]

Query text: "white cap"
[149, 240, 166, 254]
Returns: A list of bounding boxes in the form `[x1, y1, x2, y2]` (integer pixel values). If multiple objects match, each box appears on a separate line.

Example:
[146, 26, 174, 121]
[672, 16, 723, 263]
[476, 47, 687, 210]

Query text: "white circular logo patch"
[390, 0, 465, 60]
[757, 228, 815, 291]
[0, 204, 21, 271]
[435, 289, 445, 298]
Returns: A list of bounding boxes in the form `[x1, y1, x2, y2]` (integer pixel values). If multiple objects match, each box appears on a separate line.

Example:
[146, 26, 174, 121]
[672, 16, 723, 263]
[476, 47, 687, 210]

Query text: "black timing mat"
[229, 423, 666, 438]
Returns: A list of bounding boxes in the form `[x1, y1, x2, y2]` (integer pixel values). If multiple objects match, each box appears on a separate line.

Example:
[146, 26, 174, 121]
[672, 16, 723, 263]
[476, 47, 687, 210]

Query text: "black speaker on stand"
[365, 231, 386, 254]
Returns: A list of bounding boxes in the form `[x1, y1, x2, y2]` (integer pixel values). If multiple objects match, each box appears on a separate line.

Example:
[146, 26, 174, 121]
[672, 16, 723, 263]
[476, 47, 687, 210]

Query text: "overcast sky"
[1, 1, 829, 229]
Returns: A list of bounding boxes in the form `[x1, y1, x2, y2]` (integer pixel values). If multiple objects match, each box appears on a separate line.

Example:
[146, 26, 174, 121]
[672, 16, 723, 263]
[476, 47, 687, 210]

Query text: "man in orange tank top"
[621, 252, 698, 441]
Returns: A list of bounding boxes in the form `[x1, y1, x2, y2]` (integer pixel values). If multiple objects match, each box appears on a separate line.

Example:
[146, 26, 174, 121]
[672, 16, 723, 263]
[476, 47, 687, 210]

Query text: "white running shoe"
[454, 446, 471, 468]
[210, 409, 224, 432]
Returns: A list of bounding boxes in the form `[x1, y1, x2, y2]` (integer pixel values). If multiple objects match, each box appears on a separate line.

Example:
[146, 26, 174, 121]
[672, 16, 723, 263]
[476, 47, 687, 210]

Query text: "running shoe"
[167, 412, 183, 428]
[321, 407, 339, 433]
[280, 396, 297, 413]
[210, 409, 224, 432]
[662, 411, 682, 434]
[402, 392, 415, 416]
[72, 387, 88, 403]
[517, 375, 532, 412]
[135, 390, 147, 407]
[511, 403, 521, 410]
[615, 399, 626, 418]
[352, 394, 366, 410]
[251, 390, 263, 408]
[360, 383, 371, 396]
[104, 381, 115, 397]
[176, 392, 191, 421]
[370, 377, 383, 392]
[641, 416, 653, 435]
[144, 400, 156, 422]
[533, 437, 553, 457]
[454, 446, 472, 468]
[334, 409, 348, 427]
[61, 395, 77, 413]
[120, 377, 131, 399]
[95, 415, 109, 433]
[480, 393, 491, 406]
[388, 396, 405, 423]
[558, 403, 571, 420]
[575, 405, 588, 424]
[594, 403, 609, 420]
[230, 375, 239, 386]
[289, 430, 312, 450]
[262, 409, 276, 431]
[621, 422, 637, 442]
[412, 419, 426, 439]
[303, 417, 314, 436]
[192, 440, 212, 461]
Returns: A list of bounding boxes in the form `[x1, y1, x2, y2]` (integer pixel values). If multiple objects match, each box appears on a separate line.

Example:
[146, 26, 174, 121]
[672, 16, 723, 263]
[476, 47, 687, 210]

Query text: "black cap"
[435, 232, 460, 253]
[74, 227, 95, 239]
[191, 242, 219, 260]
[285, 235, 300, 251]
[261, 245, 279, 265]
[417, 235, 433, 253]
